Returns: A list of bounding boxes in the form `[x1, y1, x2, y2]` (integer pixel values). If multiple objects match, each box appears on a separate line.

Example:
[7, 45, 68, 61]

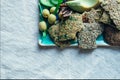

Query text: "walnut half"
[59, 7, 72, 19]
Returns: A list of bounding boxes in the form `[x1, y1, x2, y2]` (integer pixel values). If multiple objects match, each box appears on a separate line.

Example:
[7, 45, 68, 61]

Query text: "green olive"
[39, 21, 47, 31]
[50, 7, 56, 13]
[42, 9, 50, 18]
[48, 14, 56, 24]
[59, 13, 63, 19]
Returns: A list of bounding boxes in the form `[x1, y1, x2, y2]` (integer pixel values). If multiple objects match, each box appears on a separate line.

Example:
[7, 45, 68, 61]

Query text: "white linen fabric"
[1, 0, 120, 79]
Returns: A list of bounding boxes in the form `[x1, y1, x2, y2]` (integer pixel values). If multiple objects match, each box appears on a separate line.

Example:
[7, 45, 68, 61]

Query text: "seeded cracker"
[78, 23, 103, 49]
[99, 11, 112, 25]
[48, 24, 71, 48]
[58, 13, 83, 41]
[103, 26, 120, 46]
[101, 0, 120, 30]
[78, 9, 103, 49]
[83, 8, 103, 23]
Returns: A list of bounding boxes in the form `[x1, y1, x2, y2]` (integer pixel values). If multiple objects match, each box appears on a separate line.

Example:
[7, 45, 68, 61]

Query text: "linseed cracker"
[103, 25, 120, 46]
[48, 24, 71, 48]
[101, 0, 120, 30]
[78, 9, 103, 49]
[58, 13, 84, 41]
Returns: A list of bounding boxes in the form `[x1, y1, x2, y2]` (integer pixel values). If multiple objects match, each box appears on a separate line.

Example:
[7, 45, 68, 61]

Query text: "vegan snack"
[103, 26, 120, 46]
[42, 9, 50, 18]
[78, 23, 103, 49]
[99, 11, 112, 25]
[48, 24, 71, 48]
[82, 8, 103, 23]
[39, 0, 120, 49]
[48, 14, 56, 24]
[101, 0, 120, 30]
[50, 7, 56, 13]
[58, 13, 83, 41]
[39, 21, 47, 31]
[77, 9, 103, 49]
[59, 7, 72, 19]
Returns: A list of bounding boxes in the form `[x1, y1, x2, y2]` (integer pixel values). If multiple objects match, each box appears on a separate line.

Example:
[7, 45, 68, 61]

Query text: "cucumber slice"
[40, 0, 54, 7]
[50, 0, 63, 5]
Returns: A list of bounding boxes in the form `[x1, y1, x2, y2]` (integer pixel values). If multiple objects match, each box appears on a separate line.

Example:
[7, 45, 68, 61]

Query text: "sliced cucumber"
[50, 0, 63, 5]
[40, 0, 54, 7]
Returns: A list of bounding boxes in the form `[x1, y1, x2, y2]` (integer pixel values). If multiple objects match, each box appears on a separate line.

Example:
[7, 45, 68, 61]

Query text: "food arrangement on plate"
[38, 0, 120, 49]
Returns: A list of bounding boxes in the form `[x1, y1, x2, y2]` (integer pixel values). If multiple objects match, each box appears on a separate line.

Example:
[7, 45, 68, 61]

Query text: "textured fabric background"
[1, 0, 120, 79]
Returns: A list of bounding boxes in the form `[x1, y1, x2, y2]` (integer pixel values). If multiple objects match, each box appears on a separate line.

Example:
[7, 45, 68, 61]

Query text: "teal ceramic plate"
[38, 1, 109, 47]
[39, 33, 109, 46]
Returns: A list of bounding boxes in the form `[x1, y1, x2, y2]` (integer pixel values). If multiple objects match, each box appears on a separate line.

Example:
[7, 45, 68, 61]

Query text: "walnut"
[59, 7, 72, 19]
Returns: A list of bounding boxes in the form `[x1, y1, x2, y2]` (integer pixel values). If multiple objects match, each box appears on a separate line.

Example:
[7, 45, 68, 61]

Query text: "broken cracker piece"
[48, 24, 71, 48]
[78, 23, 103, 49]
[101, 0, 120, 30]
[103, 25, 120, 46]
[58, 13, 84, 41]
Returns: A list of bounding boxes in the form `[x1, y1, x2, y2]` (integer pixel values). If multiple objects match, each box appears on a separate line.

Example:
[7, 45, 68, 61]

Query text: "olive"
[48, 14, 56, 24]
[39, 21, 47, 31]
[42, 9, 50, 18]
[59, 13, 63, 19]
[50, 7, 56, 13]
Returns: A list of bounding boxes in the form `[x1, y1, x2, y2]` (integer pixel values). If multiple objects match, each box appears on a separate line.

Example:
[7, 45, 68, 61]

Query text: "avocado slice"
[40, 0, 55, 7]
[66, 0, 100, 12]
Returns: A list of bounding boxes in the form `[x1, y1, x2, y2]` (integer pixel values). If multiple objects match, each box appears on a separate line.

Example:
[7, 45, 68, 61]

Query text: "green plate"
[38, 1, 109, 47]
